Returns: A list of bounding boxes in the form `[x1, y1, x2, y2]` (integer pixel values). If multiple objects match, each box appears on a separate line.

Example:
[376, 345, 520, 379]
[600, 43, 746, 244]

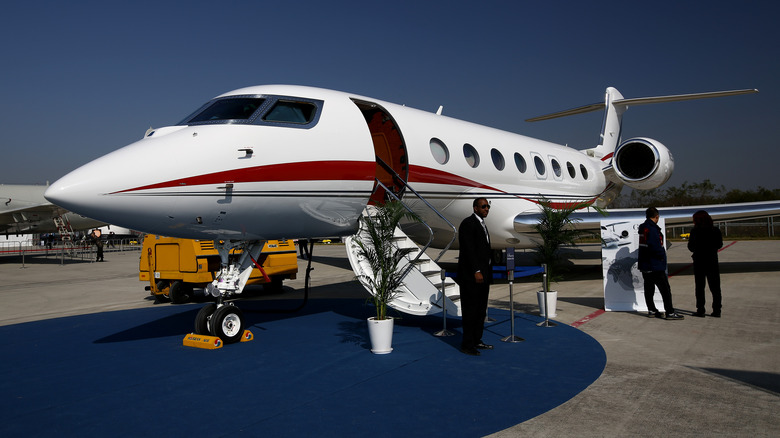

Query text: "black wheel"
[210, 304, 245, 344]
[156, 280, 171, 297]
[169, 280, 193, 304]
[264, 276, 284, 293]
[195, 303, 217, 335]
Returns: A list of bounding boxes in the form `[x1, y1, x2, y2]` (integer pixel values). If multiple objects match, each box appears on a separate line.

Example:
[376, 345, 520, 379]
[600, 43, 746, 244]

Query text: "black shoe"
[710, 312, 721, 318]
[460, 347, 480, 356]
[647, 310, 663, 318]
[476, 342, 494, 350]
[692, 311, 706, 317]
[664, 312, 684, 320]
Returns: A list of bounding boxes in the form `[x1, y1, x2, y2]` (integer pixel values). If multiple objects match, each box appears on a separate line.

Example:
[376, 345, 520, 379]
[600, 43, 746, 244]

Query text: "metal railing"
[0, 237, 142, 266]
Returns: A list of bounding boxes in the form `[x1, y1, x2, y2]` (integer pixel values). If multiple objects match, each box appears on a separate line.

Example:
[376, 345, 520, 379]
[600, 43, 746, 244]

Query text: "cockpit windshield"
[187, 97, 265, 123]
[178, 94, 323, 129]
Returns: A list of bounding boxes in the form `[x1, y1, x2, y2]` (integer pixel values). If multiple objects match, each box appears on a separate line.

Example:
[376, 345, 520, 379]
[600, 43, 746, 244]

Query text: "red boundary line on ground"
[570, 240, 738, 328]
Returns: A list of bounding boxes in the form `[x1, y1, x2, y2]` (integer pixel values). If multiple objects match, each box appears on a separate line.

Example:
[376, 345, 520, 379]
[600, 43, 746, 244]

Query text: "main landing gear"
[193, 240, 263, 344]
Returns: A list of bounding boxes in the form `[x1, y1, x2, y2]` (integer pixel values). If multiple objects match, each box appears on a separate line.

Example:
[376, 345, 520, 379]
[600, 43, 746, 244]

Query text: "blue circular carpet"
[0, 299, 605, 437]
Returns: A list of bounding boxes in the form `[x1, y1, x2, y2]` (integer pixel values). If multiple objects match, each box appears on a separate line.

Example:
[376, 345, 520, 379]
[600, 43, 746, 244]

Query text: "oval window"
[463, 144, 480, 168]
[429, 138, 449, 165]
[551, 159, 562, 177]
[567, 162, 576, 178]
[534, 156, 546, 175]
[514, 153, 527, 173]
[491, 148, 505, 170]
[580, 164, 589, 180]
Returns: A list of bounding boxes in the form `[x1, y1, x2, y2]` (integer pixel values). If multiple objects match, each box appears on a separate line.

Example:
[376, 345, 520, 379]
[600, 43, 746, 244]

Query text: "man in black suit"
[456, 197, 494, 356]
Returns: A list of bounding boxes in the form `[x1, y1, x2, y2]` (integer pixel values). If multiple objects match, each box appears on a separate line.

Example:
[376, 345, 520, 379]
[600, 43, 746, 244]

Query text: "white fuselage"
[45, 85, 611, 249]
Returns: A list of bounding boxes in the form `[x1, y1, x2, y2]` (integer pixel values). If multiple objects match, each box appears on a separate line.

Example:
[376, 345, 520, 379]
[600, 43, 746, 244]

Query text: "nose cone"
[45, 162, 112, 222]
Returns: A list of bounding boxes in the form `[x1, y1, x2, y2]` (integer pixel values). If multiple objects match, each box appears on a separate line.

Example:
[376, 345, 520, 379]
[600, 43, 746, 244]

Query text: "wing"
[0, 202, 68, 234]
[514, 200, 780, 233]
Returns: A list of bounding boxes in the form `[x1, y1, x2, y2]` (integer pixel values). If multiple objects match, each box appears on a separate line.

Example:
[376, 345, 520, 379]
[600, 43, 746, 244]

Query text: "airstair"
[345, 169, 462, 317]
[52, 215, 76, 249]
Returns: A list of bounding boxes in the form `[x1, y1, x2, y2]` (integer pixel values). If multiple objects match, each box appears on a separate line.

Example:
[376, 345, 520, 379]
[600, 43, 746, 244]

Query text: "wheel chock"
[182, 330, 253, 349]
[183, 333, 223, 349]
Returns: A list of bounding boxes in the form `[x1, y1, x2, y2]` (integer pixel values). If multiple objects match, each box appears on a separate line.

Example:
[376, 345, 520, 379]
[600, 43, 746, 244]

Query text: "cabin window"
[463, 144, 480, 168]
[534, 155, 546, 176]
[430, 138, 449, 164]
[514, 153, 527, 173]
[551, 159, 562, 177]
[580, 164, 589, 180]
[491, 148, 505, 171]
[567, 162, 576, 178]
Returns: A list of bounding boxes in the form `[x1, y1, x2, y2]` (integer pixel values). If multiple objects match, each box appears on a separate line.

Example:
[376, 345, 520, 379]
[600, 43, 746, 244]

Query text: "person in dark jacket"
[687, 210, 723, 317]
[456, 197, 494, 356]
[88, 229, 104, 262]
[638, 207, 683, 320]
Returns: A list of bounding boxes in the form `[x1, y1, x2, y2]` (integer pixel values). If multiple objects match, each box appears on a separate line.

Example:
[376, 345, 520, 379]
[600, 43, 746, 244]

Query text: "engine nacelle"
[612, 137, 674, 190]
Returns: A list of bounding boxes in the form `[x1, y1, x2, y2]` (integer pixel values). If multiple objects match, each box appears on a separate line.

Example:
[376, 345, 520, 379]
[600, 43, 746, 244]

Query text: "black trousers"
[642, 270, 675, 314]
[694, 260, 722, 313]
[460, 281, 489, 349]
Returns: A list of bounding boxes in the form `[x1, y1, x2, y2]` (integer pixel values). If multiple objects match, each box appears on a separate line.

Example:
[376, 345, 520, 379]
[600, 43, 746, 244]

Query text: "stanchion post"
[537, 263, 557, 327]
[434, 268, 454, 337]
[501, 247, 524, 342]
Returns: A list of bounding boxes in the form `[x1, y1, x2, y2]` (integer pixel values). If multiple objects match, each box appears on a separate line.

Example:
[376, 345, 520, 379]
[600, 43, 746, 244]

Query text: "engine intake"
[612, 137, 674, 190]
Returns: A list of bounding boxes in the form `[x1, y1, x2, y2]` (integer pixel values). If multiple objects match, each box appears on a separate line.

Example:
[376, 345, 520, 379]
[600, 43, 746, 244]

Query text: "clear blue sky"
[1, 1, 777, 191]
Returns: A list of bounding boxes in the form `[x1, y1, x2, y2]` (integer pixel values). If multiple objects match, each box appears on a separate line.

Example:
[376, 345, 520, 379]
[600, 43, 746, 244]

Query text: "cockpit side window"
[263, 100, 317, 124]
[186, 97, 266, 124]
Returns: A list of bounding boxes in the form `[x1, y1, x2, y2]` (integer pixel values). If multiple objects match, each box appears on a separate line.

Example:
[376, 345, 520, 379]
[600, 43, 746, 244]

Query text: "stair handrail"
[368, 179, 432, 283]
[374, 158, 457, 263]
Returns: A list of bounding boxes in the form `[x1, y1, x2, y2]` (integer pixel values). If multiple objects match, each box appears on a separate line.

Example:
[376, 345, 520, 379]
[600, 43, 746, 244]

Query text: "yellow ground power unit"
[140, 235, 298, 303]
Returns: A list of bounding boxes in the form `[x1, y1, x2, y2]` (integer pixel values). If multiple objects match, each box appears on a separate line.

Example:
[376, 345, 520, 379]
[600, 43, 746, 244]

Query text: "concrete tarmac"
[1, 240, 778, 437]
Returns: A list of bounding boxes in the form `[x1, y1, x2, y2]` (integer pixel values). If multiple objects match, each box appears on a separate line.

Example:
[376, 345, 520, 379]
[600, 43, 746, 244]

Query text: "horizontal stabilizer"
[526, 88, 758, 122]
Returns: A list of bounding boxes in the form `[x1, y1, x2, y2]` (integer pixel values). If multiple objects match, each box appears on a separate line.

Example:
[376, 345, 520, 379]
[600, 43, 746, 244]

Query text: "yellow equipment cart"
[139, 235, 298, 303]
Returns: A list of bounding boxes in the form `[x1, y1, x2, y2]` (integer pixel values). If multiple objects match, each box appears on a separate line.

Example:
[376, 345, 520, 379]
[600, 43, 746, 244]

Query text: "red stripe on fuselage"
[407, 165, 496, 191]
[111, 161, 377, 194]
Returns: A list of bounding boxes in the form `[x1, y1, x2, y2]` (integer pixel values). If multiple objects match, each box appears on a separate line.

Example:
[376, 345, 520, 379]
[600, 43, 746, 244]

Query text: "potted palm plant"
[533, 198, 602, 318]
[353, 200, 419, 353]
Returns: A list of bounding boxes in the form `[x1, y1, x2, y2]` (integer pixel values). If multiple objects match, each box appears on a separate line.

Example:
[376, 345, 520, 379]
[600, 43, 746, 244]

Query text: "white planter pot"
[537, 290, 558, 318]
[367, 317, 394, 354]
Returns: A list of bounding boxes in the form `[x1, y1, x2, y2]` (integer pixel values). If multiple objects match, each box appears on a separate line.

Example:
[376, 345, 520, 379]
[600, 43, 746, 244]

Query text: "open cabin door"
[352, 99, 408, 204]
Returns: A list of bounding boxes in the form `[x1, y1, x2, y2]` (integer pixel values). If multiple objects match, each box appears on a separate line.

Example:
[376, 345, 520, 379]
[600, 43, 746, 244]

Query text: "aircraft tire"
[210, 304, 244, 344]
[264, 276, 284, 293]
[195, 303, 217, 335]
[169, 280, 193, 304]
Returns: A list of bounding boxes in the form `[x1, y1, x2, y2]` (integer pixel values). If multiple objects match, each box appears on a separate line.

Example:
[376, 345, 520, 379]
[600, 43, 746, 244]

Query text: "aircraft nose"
[44, 162, 112, 220]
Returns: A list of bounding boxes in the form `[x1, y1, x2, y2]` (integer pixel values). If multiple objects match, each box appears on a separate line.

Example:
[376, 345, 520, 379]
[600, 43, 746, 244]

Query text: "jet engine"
[612, 137, 674, 190]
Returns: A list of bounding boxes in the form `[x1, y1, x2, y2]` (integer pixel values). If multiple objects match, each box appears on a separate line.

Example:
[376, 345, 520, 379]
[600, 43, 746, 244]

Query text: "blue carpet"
[0, 299, 605, 437]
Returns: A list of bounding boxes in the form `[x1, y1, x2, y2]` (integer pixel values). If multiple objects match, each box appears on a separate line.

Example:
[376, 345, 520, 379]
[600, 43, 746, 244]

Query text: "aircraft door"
[352, 100, 408, 204]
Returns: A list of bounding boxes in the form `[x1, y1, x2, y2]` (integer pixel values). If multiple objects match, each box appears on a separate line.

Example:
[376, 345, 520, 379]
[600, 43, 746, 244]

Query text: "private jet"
[44, 85, 780, 342]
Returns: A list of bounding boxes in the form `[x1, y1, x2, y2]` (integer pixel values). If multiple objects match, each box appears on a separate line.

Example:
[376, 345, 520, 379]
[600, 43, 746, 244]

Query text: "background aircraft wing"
[514, 200, 780, 233]
[0, 202, 67, 234]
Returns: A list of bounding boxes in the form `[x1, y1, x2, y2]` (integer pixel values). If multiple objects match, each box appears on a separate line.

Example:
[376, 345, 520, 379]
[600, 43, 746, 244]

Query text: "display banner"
[601, 218, 666, 311]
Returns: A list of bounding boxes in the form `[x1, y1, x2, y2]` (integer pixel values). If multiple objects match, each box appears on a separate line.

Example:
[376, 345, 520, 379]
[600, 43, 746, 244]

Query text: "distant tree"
[612, 180, 779, 208]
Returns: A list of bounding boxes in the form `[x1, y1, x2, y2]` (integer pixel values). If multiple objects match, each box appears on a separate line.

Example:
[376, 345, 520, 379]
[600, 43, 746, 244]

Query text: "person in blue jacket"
[638, 207, 684, 320]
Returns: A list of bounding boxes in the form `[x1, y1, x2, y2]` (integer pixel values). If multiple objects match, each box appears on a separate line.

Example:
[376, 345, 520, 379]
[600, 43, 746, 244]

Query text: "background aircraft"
[1, 184, 105, 238]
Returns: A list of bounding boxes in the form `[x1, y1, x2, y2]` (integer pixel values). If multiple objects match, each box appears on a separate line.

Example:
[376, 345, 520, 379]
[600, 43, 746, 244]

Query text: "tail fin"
[526, 87, 758, 159]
